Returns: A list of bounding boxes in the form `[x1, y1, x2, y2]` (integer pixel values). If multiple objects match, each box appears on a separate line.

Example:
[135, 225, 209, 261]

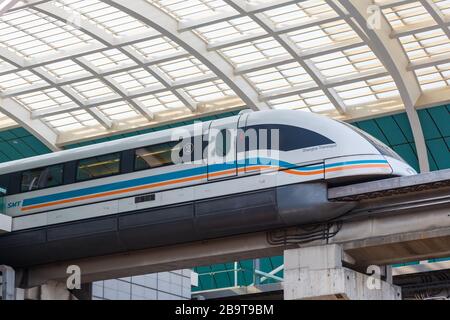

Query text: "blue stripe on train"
[22, 158, 387, 207]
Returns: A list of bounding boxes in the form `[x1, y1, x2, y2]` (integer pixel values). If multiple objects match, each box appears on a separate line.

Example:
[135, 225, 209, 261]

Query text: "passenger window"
[76, 153, 120, 181]
[214, 129, 232, 157]
[135, 142, 179, 171]
[245, 124, 334, 152]
[21, 164, 63, 192]
[0, 175, 9, 195]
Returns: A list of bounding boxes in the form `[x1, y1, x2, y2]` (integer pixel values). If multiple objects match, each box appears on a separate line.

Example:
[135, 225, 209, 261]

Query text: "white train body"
[0, 110, 416, 267]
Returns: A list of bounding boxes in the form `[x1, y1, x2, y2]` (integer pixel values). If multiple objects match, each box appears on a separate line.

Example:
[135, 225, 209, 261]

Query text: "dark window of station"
[21, 164, 63, 192]
[76, 153, 121, 181]
[244, 124, 334, 152]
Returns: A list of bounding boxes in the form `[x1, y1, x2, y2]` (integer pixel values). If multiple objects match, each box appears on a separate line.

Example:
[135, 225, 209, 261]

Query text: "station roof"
[1, 0, 450, 171]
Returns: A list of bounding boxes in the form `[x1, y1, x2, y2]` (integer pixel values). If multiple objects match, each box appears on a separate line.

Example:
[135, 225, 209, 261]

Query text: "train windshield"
[340, 122, 405, 162]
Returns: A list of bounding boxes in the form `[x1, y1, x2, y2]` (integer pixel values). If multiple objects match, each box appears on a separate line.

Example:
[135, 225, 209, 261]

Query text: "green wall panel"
[0, 127, 51, 163]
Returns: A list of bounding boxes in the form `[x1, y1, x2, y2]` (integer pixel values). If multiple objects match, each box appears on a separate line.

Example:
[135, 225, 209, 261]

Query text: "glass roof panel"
[135, 91, 186, 113]
[54, 0, 151, 36]
[245, 62, 314, 95]
[0, 7, 95, 59]
[0, 0, 448, 145]
[262, 0, 338, 30]
[151, 0, 236, 21]
[219, 37, 289, 68]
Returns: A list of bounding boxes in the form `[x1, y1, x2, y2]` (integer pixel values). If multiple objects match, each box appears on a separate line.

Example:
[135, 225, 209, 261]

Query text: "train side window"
[134, 142, 178, 171]
[0, 174, 9, 195]
[76, 153, 121, 181]
[21, 164, 63, 192]
[245, 124, 334, 152]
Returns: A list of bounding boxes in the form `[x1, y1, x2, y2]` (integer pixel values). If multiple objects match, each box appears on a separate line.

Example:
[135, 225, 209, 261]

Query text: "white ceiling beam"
[0, 96, 59, 151]
[377, 0, 418, 8]
[121, 47, 198, 112]
[408, 53, 450, 70]
[33, 3, 200, 120]
[106, 0, 270, 110]
[391, 20, 443, 38]
[30, 73, 217, 118]
[3, 0, 48, 12]
[178, 0, 318, 31]
[260, 68, 389, 101]
[420, 0, 450, 39]
[74, 57, 154, 121]
[0, 2, 162, 77]
[337, 0, 429, 173]
[234, 38, 365, 75]
[32, 68, 114, 129]
[1, 51, 190, 98]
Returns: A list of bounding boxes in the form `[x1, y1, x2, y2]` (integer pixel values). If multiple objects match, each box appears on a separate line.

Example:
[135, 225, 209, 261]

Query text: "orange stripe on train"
[21, 163, 389, 211]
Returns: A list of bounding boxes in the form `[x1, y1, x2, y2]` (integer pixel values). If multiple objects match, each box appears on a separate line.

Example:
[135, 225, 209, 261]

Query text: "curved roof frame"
[337, 0, 429, 172]
[108, 0, 271, 112]
[0, 0, 448, 169]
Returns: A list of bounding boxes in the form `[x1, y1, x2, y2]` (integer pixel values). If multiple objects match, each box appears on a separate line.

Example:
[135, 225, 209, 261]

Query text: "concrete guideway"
[4, 169, 448, 300]
[16, 171, 450, 288]
[329, 169, 450, 201]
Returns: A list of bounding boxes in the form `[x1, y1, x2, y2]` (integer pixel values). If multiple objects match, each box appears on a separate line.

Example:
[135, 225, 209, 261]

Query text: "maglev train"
[0, 110, 416, 267]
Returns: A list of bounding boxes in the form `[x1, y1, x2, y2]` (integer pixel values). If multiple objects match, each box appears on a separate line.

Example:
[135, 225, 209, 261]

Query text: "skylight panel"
[0, 7, 94, 58]
[415, 61, 450, 90]
[309, 46, 384, 82]
[109, 68, 163, 94]
[151, 0, 235, 21]
[262, 0, 337, 29]
[97, 101, 139, 120]
[41, 60, 92, 80]
[334, 76, 399, 107]
[245, 62, 315, 94]
[81, 49, 137, 72]
[43, 110, 98, 132]
[54, 0, 150, 36]
[287, 19, 360, 52]
[181, 79, 233, 102]
[219, 37, 288, 67]
[128, 37, 186, 61]
[382, 2, 434, 31]
[154, 56, 211, 82]
[15, 88, 73, 112]
[67, 78, 118, 101]
[400, 29, 450, 62]
[135, 91, 186, 113]
[268, 89, 336, 114]
[433, 0, 450, 16]
[0, 70, 46, 92]
[195, 16, 265, 45]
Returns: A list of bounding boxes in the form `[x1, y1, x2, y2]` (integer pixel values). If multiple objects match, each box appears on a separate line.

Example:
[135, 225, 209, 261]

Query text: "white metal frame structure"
[2, 0, 450, 170]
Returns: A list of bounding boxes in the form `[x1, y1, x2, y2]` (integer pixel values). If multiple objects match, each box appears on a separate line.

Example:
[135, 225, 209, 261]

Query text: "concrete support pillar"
[284, 244, 402, 300]
[0, 265, 15, 300]
[24, 281, 77, 300]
